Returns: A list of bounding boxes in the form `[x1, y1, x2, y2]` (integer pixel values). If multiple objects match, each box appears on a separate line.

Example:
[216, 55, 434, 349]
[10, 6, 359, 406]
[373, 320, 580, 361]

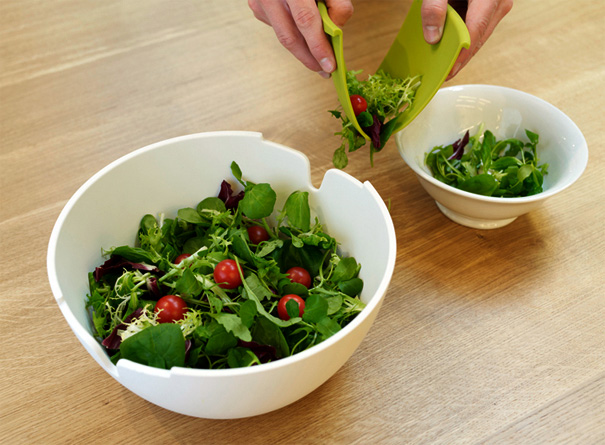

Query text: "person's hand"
[421, 0, 513, 79]
[248, 0, 354, 78]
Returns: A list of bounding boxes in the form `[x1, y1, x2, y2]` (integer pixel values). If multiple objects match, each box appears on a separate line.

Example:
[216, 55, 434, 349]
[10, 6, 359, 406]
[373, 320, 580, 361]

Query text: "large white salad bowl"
[396, 84, 588, 229]
[47, 132, 396, 419]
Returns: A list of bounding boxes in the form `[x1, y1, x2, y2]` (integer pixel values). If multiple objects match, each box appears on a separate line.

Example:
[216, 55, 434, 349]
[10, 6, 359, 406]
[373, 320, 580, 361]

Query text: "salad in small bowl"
[396, 85, 588, 229]
[47, 132, 396, 419]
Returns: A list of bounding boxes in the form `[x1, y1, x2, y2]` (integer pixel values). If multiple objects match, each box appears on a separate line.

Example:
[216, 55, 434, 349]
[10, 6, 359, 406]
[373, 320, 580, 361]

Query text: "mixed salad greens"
[425, 124, 549, 197]
[330, 69, 420, 169]
[86, 162, 366, 370]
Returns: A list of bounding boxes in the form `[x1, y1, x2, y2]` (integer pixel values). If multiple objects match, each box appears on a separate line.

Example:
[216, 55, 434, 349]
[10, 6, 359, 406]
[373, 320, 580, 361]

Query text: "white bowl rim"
[47, 130, 397, 379]
[398, 84, 589, 204]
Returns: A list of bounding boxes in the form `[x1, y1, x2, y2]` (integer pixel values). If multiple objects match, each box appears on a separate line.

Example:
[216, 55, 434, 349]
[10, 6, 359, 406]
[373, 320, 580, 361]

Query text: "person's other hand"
[248, 0, 354, 78]
[421, 0, 513, 79]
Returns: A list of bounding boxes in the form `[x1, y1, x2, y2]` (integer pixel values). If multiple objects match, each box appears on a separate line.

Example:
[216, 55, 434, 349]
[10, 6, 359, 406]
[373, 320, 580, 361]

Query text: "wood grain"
[1, 0, 603, 443]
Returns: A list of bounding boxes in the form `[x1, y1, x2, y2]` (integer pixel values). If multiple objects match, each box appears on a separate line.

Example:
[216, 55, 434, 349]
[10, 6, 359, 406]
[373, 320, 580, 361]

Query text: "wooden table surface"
[2, 0, 603, 443]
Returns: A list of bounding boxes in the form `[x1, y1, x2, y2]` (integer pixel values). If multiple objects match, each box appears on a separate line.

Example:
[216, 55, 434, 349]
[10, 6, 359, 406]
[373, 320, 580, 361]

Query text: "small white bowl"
[396, 85, 588, 229]
[47, 132, 396, 419]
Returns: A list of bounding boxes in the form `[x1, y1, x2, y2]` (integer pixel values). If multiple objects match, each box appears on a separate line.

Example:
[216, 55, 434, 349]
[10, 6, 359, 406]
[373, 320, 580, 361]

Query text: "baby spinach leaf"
[458, 174, 499, 196]
[120, 323, 186, 370]
[205, 322, 238, 356]
[178, 207, 204, 224]
[107, 246, 159, 264]
[197, 197, 226, 213]
[251, 317, 290, 358]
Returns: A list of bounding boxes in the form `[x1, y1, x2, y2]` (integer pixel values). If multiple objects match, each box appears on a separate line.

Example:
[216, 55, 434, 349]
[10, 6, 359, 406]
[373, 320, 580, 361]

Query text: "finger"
[247, 0, 270, 26]
[325, 0, 354, 27]
[421, 0, 448, 44]
[287, 0, 336, 73]
[447, 0, 513, 79]
[467, 0, 513, 57]
[260, 0, 324, 72]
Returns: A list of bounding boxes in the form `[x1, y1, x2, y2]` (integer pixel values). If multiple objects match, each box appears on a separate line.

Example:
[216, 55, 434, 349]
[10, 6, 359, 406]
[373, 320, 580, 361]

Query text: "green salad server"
[318, 0, 470, 140]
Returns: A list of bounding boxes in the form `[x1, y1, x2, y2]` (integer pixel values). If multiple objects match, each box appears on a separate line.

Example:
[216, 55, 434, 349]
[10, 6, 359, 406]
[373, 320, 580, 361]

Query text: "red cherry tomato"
[247, 225, 269, 245]
[155, 295, 188, 323]
[277, 294, 305, 321]
[287, 266, 312, 288]
[174, 253, 191, 264]
[350, 94, 368, 116]
[213, 259, 243, 289]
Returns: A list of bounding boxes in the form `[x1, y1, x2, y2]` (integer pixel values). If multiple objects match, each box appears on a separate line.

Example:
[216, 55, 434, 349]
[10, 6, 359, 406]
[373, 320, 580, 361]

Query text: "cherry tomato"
[174, 253, 191, 264]
[277, 294, 305, 321]
[287, 266, 312, 288]
[350, 94, 368, 116]
[214, 259, 242, 289]
[155, 295, 188, 323]
[247, 225, 269, 245]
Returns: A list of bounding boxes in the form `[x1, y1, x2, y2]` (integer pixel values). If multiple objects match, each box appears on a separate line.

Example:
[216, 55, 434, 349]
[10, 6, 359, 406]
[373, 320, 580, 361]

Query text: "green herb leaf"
[205, 322, 238, 356]
[251, 317, 290, 358]
[178, 207, 204, 224]
[230, 161, 244, 185]
[240, 183, 276, 219]
[338, 277, 364, 297]
[214, 313, 252, 342]
[316, 316, 342, 339]
[120, 323, 186, 370]
[196, 197, 226, 213]
[284, 191, 310, 232]
[302, 294, 328, 323]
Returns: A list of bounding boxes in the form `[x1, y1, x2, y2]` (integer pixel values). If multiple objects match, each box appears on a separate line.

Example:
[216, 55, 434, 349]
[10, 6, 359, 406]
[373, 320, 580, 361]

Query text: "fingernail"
[318, 70, 331, 79]
[424, 25, 443, 44]
[450, 62, 461, 78]
[319, 57, 334, 73]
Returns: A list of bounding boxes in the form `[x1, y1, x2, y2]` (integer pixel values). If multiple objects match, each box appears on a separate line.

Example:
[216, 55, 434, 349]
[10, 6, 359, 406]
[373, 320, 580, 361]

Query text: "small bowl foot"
[435, 202, 517, 229]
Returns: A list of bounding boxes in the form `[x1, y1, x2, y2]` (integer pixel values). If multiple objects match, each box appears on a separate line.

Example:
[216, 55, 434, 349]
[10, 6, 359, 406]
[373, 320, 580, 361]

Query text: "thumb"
[421, 0, 448, 44]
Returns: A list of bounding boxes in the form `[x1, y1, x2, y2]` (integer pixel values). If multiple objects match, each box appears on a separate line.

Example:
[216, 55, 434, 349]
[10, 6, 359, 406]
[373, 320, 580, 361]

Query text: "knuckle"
[275, 30, 299, 50]
[475, 15, 491, 38]
[293, 6, 317, 29]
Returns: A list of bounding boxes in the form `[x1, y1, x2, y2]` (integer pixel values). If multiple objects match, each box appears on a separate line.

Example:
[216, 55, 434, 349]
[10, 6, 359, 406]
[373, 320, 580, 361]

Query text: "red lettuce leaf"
[101, 307, 144, 350]
[237, 340, 277, 364]
[448, 130, 470, 160]
[218, 180, 245, 210]
[363, 114, 383, 150]
[94, 256, 159, 282]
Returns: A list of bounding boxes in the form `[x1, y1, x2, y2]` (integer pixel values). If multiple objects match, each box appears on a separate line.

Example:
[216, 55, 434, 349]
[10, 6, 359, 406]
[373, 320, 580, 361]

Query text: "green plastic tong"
[318, 0, 470, 140]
